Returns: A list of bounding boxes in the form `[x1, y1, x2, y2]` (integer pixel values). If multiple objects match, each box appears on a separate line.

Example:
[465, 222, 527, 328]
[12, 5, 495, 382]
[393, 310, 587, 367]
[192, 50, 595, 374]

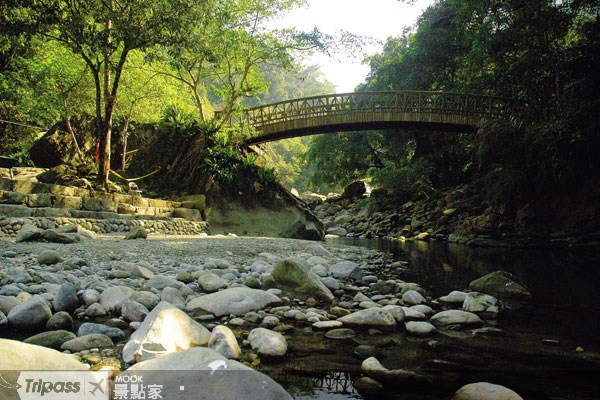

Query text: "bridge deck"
[241, 91, 516, 144]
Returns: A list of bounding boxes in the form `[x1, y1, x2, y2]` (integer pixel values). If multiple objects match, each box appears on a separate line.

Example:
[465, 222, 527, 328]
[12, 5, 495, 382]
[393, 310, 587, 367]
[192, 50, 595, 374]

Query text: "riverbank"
[1, 233, 599, 399]
[309, 181, 600, 248]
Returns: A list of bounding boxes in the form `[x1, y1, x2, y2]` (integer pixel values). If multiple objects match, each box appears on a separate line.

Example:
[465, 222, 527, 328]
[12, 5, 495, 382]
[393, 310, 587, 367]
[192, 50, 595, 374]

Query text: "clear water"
[268, 238, 600, 400]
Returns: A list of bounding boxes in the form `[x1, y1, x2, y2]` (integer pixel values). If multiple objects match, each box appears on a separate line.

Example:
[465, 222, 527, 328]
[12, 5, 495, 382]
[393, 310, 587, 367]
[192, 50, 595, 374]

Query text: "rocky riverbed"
[1, 232, 599, 399]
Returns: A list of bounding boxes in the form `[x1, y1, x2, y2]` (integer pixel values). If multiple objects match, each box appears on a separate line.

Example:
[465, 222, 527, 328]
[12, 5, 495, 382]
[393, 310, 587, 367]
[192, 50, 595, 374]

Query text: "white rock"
[100, 286, 134, 313]
[382, 305, 405, 324]
[208, 325, 241, 359]
[337, 308, 396, 330]
[0, 338, 88, 370]
[402, 290, 426, 305]
[197, 272, 228, 293]
[430, 310, 482, 327]
[405, 321, 436, 336]
[248, 328, 288, 357]
[123, 347, 292, 399]
[453, 382, 524, 400]
[122, 301, 211, 363]
[186, 287, 281, 317]
[462, 292, 500, 317]
[439, 290, 468, 304]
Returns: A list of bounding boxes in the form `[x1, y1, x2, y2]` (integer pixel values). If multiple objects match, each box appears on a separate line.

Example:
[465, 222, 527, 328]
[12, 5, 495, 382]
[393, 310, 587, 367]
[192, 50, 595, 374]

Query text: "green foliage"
[310, 0, 600, 205]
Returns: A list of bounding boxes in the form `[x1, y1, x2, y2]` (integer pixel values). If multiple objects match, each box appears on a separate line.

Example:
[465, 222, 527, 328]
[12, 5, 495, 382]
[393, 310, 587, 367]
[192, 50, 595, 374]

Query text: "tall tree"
[36, 0, 208, 186]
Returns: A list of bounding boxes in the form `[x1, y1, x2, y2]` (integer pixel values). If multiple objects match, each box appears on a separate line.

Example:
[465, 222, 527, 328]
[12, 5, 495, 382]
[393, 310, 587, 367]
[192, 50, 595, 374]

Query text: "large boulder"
[186, 287, 281, 317]
[122, 301, 211, 363]
[122, 347, 293, 399]
[206, 182, 324, 241]
[270, 258, 334, 303]
[341, 181, 367, 199]
[29, 121, 95, 168]
[468, 271, 531, 304]
[0, 338, 89, 400]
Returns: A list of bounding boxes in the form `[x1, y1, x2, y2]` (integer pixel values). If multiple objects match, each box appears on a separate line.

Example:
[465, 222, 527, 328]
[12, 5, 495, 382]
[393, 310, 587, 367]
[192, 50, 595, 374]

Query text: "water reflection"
[269, 371, 361, 400]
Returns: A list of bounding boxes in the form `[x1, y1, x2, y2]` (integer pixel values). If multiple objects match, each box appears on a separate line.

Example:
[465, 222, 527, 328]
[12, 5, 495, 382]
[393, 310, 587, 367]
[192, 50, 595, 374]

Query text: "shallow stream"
[267, 238, 600, 399]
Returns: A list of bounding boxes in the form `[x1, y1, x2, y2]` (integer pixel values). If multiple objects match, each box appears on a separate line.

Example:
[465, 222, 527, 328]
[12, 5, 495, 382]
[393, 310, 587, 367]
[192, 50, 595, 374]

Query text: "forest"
[2, 0, 600, 229]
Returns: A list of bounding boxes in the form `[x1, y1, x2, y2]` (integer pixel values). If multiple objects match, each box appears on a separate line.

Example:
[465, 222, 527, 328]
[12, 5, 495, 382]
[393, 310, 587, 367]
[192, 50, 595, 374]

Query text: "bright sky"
[270, 0, 434, 93]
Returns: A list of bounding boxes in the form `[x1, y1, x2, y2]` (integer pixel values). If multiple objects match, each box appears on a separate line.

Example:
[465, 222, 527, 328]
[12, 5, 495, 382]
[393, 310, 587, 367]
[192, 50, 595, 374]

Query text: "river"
[266, 238, 600, 400]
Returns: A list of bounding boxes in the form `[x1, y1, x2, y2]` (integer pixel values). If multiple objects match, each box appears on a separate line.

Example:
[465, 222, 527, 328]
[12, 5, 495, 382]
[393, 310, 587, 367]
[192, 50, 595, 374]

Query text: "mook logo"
[14, 371, 110, 400]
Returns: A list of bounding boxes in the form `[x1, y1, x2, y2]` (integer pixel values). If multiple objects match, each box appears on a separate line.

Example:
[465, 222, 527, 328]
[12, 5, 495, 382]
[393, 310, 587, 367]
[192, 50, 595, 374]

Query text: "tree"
[37, 0, 209, 186]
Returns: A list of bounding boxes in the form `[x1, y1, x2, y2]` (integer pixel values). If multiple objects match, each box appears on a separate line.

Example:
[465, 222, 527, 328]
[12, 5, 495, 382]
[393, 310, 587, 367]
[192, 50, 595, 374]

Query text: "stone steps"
[0, 174, 209, 237]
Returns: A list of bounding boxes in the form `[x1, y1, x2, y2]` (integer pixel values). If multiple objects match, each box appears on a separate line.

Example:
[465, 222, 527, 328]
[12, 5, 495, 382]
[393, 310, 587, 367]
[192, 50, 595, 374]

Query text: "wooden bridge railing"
[239, 91, 517, 144]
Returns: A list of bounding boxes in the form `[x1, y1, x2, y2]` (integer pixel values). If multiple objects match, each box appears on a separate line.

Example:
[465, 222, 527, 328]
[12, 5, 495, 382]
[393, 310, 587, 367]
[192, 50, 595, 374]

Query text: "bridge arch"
[241, 91, 517, 145]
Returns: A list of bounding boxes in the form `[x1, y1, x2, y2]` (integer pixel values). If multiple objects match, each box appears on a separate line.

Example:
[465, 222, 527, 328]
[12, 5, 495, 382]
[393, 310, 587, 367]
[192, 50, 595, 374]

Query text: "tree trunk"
[121, 117, 129, 170]
[98, 16, 113, 187]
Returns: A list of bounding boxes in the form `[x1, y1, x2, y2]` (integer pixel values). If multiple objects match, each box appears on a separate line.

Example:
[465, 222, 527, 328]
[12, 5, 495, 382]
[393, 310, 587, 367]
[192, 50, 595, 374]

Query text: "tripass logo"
[0, 371, 110, 400]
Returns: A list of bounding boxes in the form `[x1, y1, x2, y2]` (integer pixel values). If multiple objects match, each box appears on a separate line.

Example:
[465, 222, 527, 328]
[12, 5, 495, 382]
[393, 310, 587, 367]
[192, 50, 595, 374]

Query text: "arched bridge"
[241, 91, 517, 145]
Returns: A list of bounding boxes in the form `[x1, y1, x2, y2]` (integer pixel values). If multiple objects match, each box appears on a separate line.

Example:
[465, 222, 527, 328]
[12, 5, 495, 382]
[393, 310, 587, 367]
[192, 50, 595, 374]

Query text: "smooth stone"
[402, 290, 426, 305]
[248, 328, 288, 357]
[197, 272, 228, 293]
[430, 310, 482, 327]
[439, 290, 468, 304]
[306, 243, 331, 257]
[15, 224, 44, 242]
[354, 345, 383, 360]
[124, 226, 147, 239]
[270, 258, 335, 303]
[410, 304, 433, 315]
[46, 311, 73, 331]
[122, 301, 211, 363]
[37, 250, 62, 265]
[53, 283, 79, 313]
[452, 382, 524, 400]
[361, 357, 428, 387]
[353, 376, 384, 392]
[462, 292, 500, 317]
[186, 287, 281, 317]
[468, 271, 531, 303]
[24, 330, 76, 350]
[77, 322, 126, 341]
[0, 295, 20, 315]
[402, 307, 427, 321]
[7, 297, 52, 331]
[0, 338, 88, 371]
[208, 325, 241, 359]
[310, 265, 329, 277]
[329, 261, 361, 279]
[405, 321, 436, 337]
[146, 275, 187, 291]
[130, 291, 161, 310]
[99, 286, 134, 313]
[0, 311, 6, 330]
[123, 263, 155, 279]
[325, 328, 357, 340]
[382, 305, 405, 324]
[61, 334, 113, 352]
[121, 299, 149, 322]
[85, 303, 107, 317]
[81, 289, 100, 307]
[337, 308, 396, 330]
[122, 347, 293, 400]
[312, 320, 343, 330]
[161, 287, 186, 309]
